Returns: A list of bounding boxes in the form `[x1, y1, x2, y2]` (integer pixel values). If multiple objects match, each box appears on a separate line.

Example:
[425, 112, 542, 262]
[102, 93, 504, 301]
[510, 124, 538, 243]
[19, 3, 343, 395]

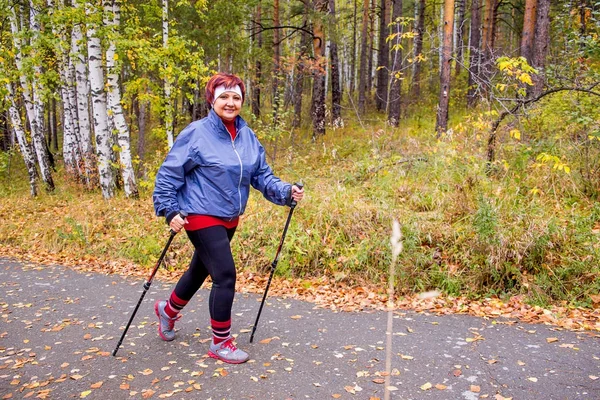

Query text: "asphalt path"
[0, 257, 598, 400]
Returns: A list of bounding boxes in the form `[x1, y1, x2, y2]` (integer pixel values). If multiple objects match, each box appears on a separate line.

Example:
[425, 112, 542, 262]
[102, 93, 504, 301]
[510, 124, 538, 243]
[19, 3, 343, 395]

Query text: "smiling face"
[213, 91, 243, 122]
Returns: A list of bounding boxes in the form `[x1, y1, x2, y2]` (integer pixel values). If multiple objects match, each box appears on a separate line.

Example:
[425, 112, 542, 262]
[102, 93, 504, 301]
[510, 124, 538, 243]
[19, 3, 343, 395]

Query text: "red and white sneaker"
[208, 337, 249, 364]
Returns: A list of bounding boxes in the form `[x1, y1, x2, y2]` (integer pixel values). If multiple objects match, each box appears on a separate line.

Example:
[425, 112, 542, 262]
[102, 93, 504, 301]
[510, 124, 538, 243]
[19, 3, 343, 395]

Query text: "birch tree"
[9, 3, 55, 191]
[105, 0, 138, 198]
[87, 0, 115, 199]
[47, 0, 83, 180]
[72, 0, 95, 183]
[411, 0, 425, 99]
[5, 83, 38, 196]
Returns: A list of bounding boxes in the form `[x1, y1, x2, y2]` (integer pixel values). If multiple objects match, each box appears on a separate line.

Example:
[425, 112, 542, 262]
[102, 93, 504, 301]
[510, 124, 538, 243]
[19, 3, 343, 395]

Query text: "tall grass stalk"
[385, 220, 403, 400]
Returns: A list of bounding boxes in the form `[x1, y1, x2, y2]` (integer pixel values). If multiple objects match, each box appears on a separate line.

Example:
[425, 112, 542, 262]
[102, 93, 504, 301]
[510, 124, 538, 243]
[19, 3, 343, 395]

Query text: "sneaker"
[208, 337, 249, 364]
[154, 300, 180, 341]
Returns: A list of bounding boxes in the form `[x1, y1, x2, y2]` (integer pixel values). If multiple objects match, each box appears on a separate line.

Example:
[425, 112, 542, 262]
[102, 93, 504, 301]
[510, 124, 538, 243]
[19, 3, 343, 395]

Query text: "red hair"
[205, 73, 245, 105]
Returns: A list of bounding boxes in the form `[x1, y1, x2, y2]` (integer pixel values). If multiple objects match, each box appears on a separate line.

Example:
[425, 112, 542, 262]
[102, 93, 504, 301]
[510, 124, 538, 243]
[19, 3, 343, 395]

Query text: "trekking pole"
[250, 183, 303, 343]
[112, 211, 188, 356]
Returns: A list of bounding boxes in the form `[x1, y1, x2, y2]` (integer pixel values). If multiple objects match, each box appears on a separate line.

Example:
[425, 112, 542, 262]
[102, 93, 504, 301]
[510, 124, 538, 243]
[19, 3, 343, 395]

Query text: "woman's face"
[213, 91, 243, 121]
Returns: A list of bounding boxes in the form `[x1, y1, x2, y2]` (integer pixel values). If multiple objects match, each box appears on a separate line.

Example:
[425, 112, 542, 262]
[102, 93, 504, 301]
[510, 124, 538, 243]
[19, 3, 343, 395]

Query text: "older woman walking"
[152, 72, 304, 364]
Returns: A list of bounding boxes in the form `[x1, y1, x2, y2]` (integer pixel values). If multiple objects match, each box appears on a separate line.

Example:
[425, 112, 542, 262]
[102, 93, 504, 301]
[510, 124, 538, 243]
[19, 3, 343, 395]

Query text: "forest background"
[0, 0, 599, 318]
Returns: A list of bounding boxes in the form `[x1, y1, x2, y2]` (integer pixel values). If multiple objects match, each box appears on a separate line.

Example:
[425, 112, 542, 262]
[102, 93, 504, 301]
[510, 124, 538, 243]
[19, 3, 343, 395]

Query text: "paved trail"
[0, 257, 598, 399]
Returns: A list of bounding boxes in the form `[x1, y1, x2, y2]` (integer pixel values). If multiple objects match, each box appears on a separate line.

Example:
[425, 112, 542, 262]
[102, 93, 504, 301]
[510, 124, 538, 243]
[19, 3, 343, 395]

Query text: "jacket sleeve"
[251, 141, 292, 206]
[153, 125, 199, 219]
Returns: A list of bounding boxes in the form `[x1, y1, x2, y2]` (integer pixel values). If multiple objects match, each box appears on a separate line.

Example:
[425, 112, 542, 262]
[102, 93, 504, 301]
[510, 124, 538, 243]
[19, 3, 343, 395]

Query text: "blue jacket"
[153, 109, 292, 221]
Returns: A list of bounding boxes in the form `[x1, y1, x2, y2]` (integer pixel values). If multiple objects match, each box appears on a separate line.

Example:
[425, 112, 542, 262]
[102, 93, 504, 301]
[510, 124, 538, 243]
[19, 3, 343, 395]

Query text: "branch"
[487, 84, 600, 166]
[249, 20, 322, 48]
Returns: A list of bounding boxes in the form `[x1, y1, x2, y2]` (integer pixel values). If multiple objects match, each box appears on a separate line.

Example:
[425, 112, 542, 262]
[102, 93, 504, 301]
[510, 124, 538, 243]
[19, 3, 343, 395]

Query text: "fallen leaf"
[471, 385, 481, 392]
[372, 378, 385, 384]
[90, 382, 103, 389]
[142, 389, 155, 399]
[420, 382, 432, 391]
[80, 391, 92, 398]
[527, 377, 538, 382]
[590, 375, 599, 381]
[332, 395, 341, 399]
[140, 369, 153, 375]
[546, 337, 559, 343]
[290, 315, 302, 320]
[435, 384, 447, 390]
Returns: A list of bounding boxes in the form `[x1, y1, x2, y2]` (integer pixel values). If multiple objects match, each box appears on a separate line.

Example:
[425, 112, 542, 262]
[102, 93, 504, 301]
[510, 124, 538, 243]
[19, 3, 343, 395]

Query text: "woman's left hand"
[291, 184, 304, 203]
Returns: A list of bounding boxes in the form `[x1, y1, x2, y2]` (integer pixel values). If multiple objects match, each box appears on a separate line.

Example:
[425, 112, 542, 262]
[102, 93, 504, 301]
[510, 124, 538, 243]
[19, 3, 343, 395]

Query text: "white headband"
[213, 85, 243, 104]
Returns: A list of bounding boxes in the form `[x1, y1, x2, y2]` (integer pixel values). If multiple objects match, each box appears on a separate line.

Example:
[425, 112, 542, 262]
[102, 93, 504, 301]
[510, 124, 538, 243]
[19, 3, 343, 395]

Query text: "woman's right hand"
[169, 214, 188, 233]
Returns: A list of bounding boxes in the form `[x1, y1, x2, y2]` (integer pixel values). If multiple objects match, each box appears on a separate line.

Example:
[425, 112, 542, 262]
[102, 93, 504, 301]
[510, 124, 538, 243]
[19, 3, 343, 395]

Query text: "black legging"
[173, 225, 237, 322]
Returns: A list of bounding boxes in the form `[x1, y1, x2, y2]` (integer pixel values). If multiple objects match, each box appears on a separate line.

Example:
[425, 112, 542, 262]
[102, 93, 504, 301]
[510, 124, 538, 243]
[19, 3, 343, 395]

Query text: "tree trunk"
[480, 0, 497, 98]
[375, 0, 390, 111]
[87, 1, 115, 199]
[71, 1, 95, 184]
[293, 11, 310, 129]
[136, 94, 148, 178]
[411, 0, 425, 99]
[387, 0, 403, 126]
[105, 0, 138, 198]
[367, 0, 376, 95]
[162, 0, 174, 148]
[252, 2, 262, 118]
[435, 0, 455, 137]
[6, 83, 38, 197]
[358, 0, 370, 115]
[531, 0, 550, 97]
[467, 0, 482, 107]
[329, 0, 343, 127]
[272, 0, 281, 125]
[311, 0, 327, 139]
[454, 0, 467, 75]
[520, 0, 538, 64]
[27, 2, 55, 191]
[350, 0, 358, 95]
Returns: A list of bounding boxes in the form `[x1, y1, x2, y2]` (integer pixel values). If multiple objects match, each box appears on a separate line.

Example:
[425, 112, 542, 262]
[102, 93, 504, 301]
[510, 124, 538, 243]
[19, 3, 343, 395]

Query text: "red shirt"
[185, 118, 238, 231]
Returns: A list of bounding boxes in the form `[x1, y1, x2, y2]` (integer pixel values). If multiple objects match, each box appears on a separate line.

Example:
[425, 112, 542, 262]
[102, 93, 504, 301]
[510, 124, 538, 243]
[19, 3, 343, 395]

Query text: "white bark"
[163, 0, 174, 148]
[47, 0, 83, 178]
[86, 1, 115, 199]
[6, 83, 38, 196]
[105, 0, 138, 197]
[71, 1, 95, 180]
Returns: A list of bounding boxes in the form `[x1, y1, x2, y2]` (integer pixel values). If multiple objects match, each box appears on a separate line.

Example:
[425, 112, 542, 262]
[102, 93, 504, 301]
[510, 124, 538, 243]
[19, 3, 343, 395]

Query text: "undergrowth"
[1, 94, 598, 309]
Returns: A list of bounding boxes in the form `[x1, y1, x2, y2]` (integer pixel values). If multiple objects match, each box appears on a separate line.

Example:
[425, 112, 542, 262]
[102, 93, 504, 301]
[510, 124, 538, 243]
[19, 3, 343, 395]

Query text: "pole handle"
[290, 182, 304, 208]
[169, 210, 189, 235]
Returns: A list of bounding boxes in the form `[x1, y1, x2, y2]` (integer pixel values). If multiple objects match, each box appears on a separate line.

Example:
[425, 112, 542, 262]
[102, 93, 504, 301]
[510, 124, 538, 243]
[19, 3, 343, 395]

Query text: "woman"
[152, 73, 304, 364]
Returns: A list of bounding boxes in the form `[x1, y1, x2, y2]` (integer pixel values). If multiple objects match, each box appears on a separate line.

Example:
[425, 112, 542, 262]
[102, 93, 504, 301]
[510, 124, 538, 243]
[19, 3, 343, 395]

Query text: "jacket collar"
[208, 109, 247, 138]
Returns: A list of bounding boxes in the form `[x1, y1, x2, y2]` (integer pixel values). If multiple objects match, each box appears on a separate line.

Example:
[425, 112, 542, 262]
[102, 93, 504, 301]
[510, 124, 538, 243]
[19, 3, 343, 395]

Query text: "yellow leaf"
[80, 391, 92, 398]
[509, 129, 521, 140]
[420, 382, 432, 391]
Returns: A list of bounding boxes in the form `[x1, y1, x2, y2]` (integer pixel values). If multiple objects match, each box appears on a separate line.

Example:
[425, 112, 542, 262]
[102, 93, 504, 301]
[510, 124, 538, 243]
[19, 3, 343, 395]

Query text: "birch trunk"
[28, 1, 55, 191]
[48, 0, 84, 179]
[71, 1, 95, 182]
[6, 83, 38, 196]
[162, 0, 174, 148]
[87, 1, 115, 199]
[105, 0, 138, 198]
[411, 0, 425, 99]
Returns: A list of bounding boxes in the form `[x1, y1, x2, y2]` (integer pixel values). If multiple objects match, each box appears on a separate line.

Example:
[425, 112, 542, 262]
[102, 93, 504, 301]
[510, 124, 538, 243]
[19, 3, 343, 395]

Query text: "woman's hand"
[291, 184, 304, 203]
[169, 214, 188, 233]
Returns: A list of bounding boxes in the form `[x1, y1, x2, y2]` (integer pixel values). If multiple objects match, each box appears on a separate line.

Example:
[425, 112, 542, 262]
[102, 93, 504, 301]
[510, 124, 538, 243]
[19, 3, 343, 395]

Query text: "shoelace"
[163, 314, 181, 330]
[220, 338, 237, 352]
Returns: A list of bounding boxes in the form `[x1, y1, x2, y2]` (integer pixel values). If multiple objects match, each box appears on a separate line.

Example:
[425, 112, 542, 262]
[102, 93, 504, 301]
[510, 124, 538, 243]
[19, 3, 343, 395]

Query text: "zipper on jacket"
[230, 133, 243, 216]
